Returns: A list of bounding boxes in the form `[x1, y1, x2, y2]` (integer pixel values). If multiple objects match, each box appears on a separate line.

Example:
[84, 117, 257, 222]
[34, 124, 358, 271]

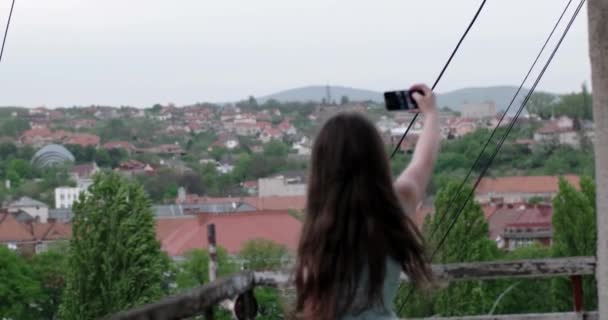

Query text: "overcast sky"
[0, 0, 591, 108]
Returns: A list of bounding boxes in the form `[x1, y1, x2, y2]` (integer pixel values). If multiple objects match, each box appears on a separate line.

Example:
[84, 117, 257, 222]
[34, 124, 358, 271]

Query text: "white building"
[259, 175, 306, 197]
[8, 197, 49, 223]
[55, 186, 87, 209]
[461, 102, 497, 119]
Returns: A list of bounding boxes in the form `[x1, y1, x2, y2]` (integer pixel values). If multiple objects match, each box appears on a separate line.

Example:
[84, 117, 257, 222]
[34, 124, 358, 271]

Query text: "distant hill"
[258, 86, 382, 104]
[258, 85, 541, 114]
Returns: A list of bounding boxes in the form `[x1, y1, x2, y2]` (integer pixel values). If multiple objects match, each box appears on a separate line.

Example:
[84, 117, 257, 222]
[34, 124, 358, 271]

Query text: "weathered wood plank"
[108, 272, 255, 320]
[426, 256, 596, 282]
[408, 311, 598, 320]
[107, 257, 596, 319]
[253, 256, 597, 287]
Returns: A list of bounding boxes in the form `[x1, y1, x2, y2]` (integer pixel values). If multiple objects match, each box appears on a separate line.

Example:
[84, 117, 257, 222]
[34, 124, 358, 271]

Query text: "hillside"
[258, 85, 541, 113]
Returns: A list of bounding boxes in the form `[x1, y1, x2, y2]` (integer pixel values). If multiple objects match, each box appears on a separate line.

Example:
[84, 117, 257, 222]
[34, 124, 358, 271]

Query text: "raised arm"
[394, 84, 441, 213]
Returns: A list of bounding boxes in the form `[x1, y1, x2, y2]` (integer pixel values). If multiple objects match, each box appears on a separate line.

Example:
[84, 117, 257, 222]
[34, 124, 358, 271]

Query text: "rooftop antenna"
[325, 83, 332, 105]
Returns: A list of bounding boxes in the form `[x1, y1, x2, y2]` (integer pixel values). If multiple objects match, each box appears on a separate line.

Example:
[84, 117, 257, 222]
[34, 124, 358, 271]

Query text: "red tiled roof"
[103, 141, 135, 150]
[64, 133, 100, 147]
[21, 128, 52, 138]
[0, 211, 35, 242]
[156, 211, 302, 256]
[476, 175, 580, 195]
[71, 163, 97, 178]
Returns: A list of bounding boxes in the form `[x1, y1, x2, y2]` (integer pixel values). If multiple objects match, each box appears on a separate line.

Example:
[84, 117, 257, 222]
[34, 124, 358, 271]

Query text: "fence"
[109, 256, 597, 320]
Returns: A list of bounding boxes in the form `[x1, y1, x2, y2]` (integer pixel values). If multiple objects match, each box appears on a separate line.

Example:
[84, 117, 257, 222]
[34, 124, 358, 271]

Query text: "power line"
[0, 0, 16, 63]
[396, 0, 586, 314]
[432, 0, 585, 261]
[390, 0, 488, 159]
[426, 0, 575, 243]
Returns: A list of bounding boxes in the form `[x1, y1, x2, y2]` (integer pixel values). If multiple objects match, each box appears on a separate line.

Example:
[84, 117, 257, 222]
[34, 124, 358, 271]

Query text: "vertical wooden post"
[570, 275, 584, 312]
[588, 0, 608, 319]
[205, 224, 218, 320]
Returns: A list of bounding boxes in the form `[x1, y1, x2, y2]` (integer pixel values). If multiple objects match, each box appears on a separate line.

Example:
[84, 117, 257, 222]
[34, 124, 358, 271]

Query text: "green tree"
[239, 239, 291, 271]
[30, 247, 69, 319]
[0, 142, 17, 159]
[490, 244, 552, 315]
[0, 246, 42, 319]
[175, 248, 238, 290]
[525, 92, 556, 119]
[551, 176, 597, 311]
[59, 173, 168, 319]
[401, 183, 500, 318]
[238, 239, 291, 320]
[263, 140, 289, 158]
[0, 117, 31, 137]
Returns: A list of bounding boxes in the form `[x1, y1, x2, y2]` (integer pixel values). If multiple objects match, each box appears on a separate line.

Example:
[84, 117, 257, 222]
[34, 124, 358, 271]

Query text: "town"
[0, 86, 599, 318]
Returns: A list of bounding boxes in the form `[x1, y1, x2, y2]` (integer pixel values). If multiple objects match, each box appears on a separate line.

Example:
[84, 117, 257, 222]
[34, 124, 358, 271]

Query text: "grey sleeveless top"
[341, 258, 401, 320]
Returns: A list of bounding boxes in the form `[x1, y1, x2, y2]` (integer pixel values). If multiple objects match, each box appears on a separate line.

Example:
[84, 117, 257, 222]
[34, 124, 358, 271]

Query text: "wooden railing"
[109, 256, 597, 320]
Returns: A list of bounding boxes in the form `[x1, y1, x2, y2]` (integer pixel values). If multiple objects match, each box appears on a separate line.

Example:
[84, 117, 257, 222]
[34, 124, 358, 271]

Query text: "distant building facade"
[258, 175, 306, 197]
[460, 102, 497, 119]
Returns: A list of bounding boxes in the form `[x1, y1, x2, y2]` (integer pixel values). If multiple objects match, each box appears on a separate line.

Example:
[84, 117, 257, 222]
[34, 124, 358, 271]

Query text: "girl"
[294, 84, 440, 319]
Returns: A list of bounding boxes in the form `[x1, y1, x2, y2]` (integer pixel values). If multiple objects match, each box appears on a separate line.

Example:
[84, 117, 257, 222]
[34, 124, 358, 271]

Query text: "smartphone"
[384, 90, 422, 111]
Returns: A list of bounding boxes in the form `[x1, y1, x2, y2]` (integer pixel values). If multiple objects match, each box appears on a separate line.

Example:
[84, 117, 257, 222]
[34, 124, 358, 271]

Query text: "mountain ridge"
[258, 85, 539, 113]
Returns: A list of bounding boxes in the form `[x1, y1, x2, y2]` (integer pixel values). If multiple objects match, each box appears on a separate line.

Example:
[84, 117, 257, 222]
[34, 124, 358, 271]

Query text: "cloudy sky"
[0, 0, 591, 107]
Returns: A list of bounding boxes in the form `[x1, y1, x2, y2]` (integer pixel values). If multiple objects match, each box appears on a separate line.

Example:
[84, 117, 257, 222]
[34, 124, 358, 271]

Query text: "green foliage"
[174, 248, 238, 290]
[238, 239, 291, 319]
[0, 117, 31, 138]
[526, 84, 593, 120]
[489, 244, 552, 315]
[263, 140, 290, 157]
[239, 239, 291, 271]
[551, 176, 597, 311]
[0, 246, 42, 319]
[59, 172, 168, 319]
[400, 182, 500, 318]
[30, 247, 70, 319]
[0, 142, 17, 159]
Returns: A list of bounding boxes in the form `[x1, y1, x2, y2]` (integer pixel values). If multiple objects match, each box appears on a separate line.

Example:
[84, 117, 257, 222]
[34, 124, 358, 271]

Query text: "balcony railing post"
[205, 223, 218, 320]
[570, 275, 584, 312]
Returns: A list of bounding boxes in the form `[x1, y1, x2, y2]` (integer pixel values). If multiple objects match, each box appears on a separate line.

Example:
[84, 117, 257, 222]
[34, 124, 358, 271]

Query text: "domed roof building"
[31, 144, 75, 168]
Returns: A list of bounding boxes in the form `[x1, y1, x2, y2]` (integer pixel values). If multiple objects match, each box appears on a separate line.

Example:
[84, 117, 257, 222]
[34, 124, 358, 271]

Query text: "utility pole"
[587, 0, 608, 319]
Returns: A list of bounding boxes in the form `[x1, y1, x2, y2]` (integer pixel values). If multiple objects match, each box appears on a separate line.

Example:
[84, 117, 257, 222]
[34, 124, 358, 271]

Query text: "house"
[70, 163, 99, 188]
[533, 117, 583, 148]
[259, 128, 283, 143]
[259, 173, 307, 197]
[209, 133, 239, 151]
[460, 102, 497, 118]
[103, 141, 136, 153]
[20, 128, 54, 147]
[0, 210, 35, 251]
[69, 119, 97, 129]
[71, 164, 92, 182]
[486, 203, 553, 250]
[63, 133, 101, 147]
[114, 160, 155, 177]
[0, 209, 71, 254]
[8, 197, 49, 223]
[278, 119, 296, 135]
[234, 122, 260, 137]
[55, 186, 87, 209]
[475, 175, 580, 204]
[155, 210, 302, 256]
[446, 118, 478, 137]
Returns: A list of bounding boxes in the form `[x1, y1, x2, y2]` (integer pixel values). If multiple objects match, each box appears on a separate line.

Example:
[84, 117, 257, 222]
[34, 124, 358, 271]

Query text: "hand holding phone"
[384, 84, 436, 114]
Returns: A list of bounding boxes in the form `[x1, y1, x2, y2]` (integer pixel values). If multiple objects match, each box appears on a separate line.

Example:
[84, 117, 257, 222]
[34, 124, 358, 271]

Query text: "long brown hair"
[294, 112, 431, 320]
